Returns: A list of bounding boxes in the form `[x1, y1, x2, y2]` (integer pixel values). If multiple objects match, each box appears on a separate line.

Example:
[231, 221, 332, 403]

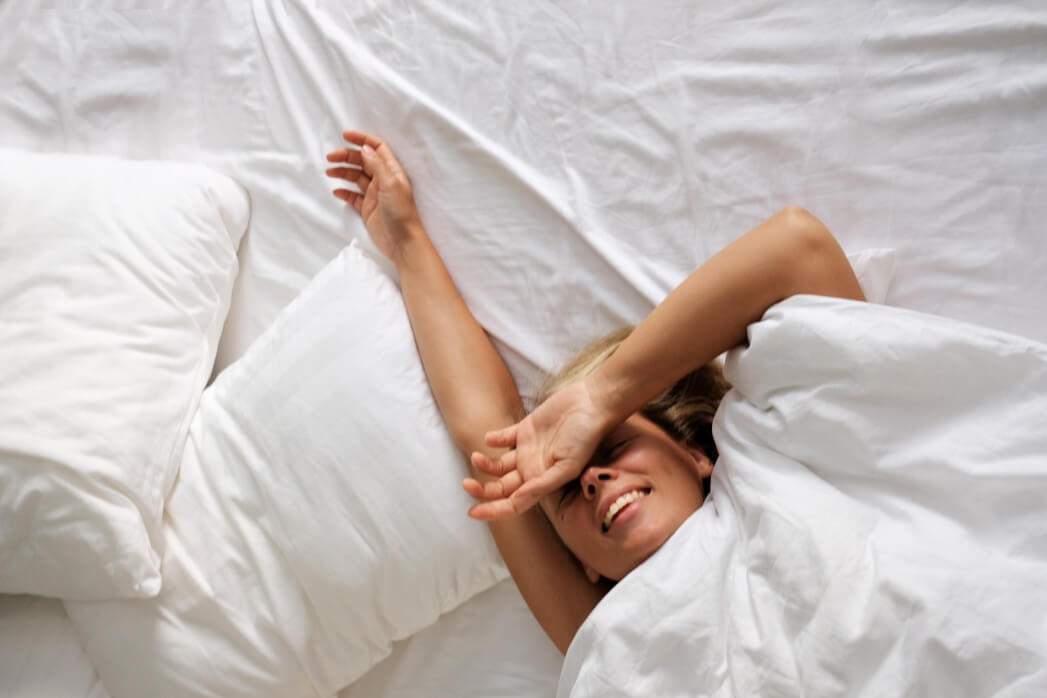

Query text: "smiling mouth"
[602, 488, 652, 532]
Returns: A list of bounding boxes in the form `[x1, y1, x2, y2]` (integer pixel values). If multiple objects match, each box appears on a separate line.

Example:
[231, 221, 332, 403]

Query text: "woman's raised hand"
[326, 130, 422, 263]
[464, 378, 618, 519]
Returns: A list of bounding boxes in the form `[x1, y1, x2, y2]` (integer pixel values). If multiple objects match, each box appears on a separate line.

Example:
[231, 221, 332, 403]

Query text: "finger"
[374, 143, 407, 179]
[511, 462, 576, 509]
[359, 144, 384, 180]
[342, 130, 384, 150]
[326, 148, 363, 166]
[493, 449, 519, 476]
[356, 174, 372, 193]
[342, 130, 406, 176]
[463, 471, 524, 501]
[332, 189, 363, 213]
[469, 451, 498, 474]
[358, 140, 408, 187]
[485, 425, 518, 448]
[325, 166, 363, 181]
[468, 497, 525, 521]
[470, 449, 517, 476]
[462, 477, 484, 499]
[483, 471, 523, 500]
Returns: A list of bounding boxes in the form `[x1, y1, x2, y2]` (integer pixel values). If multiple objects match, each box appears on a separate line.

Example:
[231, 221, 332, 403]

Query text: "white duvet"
[3, 2, 1047, 697]
[560, 296, 1047, 697]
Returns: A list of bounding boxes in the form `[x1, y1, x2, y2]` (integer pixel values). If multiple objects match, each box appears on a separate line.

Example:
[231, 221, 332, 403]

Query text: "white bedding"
[0, 150, 247, 601]
[0, 596, 108, 698]
[339, 579, 562, 698]
[2, 0, 1046, 696]
[561, 296, 1047, 697]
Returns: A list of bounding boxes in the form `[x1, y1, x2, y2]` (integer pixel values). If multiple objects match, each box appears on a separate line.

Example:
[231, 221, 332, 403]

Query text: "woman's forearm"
[589, 206, 864, 426]
[394, 222, 523, 447]
[394, 223, 603, 653]
[328, 131, 602, 651]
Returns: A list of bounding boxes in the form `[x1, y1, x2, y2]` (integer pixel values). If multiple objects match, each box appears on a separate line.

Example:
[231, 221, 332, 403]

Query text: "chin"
[629, 519, 673, 553]
[604, 553, 653, 582]
[607, 533, 668, 580]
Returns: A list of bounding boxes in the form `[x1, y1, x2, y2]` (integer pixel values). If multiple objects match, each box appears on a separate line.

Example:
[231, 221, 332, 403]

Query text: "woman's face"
[539, 414, 713, 582]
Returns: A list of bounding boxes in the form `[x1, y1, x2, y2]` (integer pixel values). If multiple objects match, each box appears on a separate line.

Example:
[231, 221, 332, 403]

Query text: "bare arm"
[327, 131, 601, 653]
[396, 231, 603, 652]
[590, 205, 864, 430]
[474, 206, 865, 516]
[327, 131, 861, 651]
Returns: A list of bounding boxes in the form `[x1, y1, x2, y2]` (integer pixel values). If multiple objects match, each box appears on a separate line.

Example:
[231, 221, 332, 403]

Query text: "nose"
[580, 466, 616, 500]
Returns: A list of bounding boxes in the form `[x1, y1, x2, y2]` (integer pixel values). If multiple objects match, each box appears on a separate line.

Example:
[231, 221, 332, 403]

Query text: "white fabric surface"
[2, 1, 1044, 392]
[560, 296, 1047, 697]
[0, 149, 247, 600]
[340, 579, 562, 698]
[0, 595, 109, 698]
[1, 0, 1046, 696]
[66, 242, 507, 698]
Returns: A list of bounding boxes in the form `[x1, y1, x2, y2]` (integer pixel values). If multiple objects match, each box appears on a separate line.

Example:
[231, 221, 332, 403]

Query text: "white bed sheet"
[0, 595, 109, 698]
[3, 1, 1044, 385]
[339, 579, 562, 698]
[2, 1, 1045, 696]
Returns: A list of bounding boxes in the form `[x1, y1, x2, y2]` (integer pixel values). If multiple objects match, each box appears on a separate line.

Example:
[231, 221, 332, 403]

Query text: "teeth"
[603, 490, 647, 529]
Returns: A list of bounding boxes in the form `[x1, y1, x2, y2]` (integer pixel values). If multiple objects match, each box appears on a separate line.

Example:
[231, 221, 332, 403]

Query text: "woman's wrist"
[390, 219, 433, 271]
[583, 367, 634, 432]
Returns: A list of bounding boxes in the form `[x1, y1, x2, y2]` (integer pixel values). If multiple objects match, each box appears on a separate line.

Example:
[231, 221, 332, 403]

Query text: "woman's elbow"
[776, 205, 863, 300]
[450, 409, 522, 460]
[776, 205, 833, 251]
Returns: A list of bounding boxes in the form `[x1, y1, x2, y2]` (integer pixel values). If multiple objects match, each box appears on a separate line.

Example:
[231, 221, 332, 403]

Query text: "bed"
[1, 1, 1045, 696]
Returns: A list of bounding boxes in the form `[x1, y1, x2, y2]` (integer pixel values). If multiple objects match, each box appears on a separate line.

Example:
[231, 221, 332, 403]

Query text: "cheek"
[616, 448, 654, 473]
[552, 507, 601, 558]
[647, 451, 706, 498]
[654, 484, 705, 532]
[563, 507, 593, 543]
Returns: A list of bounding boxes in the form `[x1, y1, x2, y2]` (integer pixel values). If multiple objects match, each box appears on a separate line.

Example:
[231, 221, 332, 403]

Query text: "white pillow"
[67, 241, 508, 698]
[0, 149, 248, 600]
[845, 248, 895, 304]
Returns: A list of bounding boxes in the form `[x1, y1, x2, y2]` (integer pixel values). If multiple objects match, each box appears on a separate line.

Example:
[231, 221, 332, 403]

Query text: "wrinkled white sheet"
[3, 1, 1046, 392]
[2, 1, 1047, 696]
[0, 595, 109, 698]
[340, 579, 562, 698]
[561, 296, 1047, 697]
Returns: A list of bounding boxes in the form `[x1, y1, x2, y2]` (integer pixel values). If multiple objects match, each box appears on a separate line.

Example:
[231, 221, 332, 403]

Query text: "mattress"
[2, 0, 1045, 696]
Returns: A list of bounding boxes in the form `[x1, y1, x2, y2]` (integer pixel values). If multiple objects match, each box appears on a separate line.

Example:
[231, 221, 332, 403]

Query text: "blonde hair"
[539, 328, 730, 488]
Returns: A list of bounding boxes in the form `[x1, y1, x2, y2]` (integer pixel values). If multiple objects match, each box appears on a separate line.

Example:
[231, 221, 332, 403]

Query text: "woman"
[326, 130, 864, 654]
